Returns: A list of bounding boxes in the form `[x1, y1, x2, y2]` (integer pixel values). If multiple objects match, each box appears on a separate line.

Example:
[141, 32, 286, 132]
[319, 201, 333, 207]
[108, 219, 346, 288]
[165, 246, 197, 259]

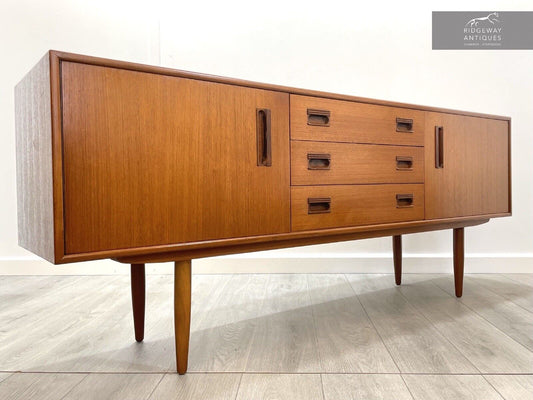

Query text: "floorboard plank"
[346, 274, 477, 373]
[0, 373, 86, 400]
[399, 275, 533, 373]
[236, 374, 323, 400]
[403, 375, 503, 400]
[501, 273, 533, 288]
[484, 375, 533, 400]
[188, 275, 270, 372]
[148, 373, 241, 400]
[307, 274, 398, 373]
[245, 274, 321, 372]
[62, 373, 163, 400]
[473, 275, 533, 313]
[434, 275, 533, 352]
[322, 374, 413, 400]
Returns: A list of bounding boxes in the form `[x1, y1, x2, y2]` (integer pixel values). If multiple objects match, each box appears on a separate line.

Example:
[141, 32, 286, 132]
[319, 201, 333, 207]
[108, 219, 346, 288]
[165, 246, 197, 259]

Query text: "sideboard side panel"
[14, 53, 55, 262]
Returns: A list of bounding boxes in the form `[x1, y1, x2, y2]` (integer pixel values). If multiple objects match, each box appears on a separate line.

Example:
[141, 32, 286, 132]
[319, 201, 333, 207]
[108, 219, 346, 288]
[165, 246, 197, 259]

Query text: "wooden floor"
[0, 273, 532, 399]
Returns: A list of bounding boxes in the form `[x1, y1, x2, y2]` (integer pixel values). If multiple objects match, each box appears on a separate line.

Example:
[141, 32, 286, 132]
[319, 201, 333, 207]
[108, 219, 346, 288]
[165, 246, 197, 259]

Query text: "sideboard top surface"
[45, 50, 510, 121]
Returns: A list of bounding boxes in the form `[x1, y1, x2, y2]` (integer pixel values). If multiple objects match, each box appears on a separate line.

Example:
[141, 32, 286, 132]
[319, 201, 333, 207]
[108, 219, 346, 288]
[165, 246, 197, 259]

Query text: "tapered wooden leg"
[453, 228, 464, 298]
[131, 263, 146, 342]
[393, 235, 402, 285]
[174, 260, 191, 375]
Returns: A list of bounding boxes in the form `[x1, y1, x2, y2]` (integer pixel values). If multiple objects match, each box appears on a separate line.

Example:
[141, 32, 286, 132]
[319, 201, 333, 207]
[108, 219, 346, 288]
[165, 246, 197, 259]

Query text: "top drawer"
[291, 95, 425, 146]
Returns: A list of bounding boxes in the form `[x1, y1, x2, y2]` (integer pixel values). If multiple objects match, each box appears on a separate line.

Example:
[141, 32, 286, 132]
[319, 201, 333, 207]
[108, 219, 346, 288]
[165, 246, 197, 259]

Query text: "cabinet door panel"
[425, 112, 509, 219]
[61, 62, 290, 254]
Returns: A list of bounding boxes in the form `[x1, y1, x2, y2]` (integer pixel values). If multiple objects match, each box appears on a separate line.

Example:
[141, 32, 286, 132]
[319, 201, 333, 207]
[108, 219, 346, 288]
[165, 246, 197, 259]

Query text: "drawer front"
[291, 141, 424, 185]
[291, 184, 424, 231]
[291, 95, 425, 146]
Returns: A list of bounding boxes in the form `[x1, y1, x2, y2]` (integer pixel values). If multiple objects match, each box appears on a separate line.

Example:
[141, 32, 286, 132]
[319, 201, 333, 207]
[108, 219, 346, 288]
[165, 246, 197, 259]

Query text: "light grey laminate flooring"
[0, 273, 532, 399]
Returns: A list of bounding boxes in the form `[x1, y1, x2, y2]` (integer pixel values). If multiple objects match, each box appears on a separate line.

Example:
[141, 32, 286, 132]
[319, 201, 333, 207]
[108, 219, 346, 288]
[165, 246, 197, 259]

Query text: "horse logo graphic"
[465, 12, 500, 27]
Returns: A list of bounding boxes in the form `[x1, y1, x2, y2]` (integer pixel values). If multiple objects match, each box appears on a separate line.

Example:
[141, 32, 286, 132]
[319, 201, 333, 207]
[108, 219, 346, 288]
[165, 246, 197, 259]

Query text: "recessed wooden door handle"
[396, 193, 414, 208]
[307, 153, 331, 170]
[308, 197, 331, 214]
[396, 156, 413, 170]
[435, 126, 444, 168]
[307, 109, 330, 126]
[396, 117, 414, 132]
[256, 108, 272, 166]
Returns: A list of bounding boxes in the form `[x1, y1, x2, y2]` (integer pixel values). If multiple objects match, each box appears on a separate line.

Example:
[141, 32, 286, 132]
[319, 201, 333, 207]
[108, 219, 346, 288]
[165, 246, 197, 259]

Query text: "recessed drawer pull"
[256, 108, 272, 167]
[307, 109, 330, 126]
[435, 125, 444, 169]
[396, 117, 414, 133]
[308, 197, 331, 214]
[307, 153, 331, 170]
[396, 193, 414, 208]
[396, 156, 413, 170]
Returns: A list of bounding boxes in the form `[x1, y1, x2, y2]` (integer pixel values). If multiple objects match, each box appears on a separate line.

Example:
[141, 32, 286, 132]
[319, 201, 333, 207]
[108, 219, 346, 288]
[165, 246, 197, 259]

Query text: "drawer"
[291, 141, 424, 185]
[290, 94, 425, 146]
[291, 184, 424, 231]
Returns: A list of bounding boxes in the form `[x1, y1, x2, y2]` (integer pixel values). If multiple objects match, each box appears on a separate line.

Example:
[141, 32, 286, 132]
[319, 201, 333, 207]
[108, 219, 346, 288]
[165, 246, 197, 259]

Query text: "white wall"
[1, 0, 531, 274]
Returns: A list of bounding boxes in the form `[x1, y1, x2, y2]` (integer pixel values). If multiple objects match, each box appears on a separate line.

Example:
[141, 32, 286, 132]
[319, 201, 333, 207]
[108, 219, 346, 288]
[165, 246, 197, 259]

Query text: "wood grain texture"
[307, 274, 399, 373]
[291, 141, 424, 185]
[399, 276, 533, 373]
[14, 53, 55, 263]
[346, 274, 477, 373]
[61, 61, 290, 254]
[174, 260, 191, 374]
[434, 276, 533, 352]
[62, 373, 162, 400]
[0, 373, 86, 400]
[0, 374, 12, 384]
[484, 375, 533, 400]
[291, 184, 424, 231]
[322, 374, 413, 400]
[148, 373, 241, 400]
[236, 374, 323, 400]
[403, 375, 503, 400]
[291, 94, 425, 146]
[425, 112, 510, 219]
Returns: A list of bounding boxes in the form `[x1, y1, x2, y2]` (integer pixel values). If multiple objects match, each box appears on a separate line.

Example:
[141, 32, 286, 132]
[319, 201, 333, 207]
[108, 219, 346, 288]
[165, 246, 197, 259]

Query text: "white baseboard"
[0, 254, 531, 275]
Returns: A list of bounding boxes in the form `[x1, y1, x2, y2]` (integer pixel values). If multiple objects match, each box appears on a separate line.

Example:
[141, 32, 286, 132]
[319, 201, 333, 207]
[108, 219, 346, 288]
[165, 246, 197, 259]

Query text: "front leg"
[131, 263, 146, 342]
[174, 260, 192, 374]
[453, 228, 464, 298]
[392, 235, 402, 285]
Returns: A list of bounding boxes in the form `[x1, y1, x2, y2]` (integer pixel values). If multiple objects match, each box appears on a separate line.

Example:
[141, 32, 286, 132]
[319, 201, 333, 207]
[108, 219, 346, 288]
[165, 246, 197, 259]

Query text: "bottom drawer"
[291, 184, 424, 231]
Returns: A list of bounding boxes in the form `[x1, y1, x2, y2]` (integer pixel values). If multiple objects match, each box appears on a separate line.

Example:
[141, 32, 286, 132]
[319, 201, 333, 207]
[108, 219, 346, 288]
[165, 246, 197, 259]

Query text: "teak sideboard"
[15, 51, 511, 374]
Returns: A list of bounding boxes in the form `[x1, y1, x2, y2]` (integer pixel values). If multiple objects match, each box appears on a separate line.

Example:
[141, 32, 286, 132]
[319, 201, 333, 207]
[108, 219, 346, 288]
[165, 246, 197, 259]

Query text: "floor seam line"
[145, 373, 166, 400]
[344, 273, 403, 374]
[480, 374, 506, 400]
[432, 279, 533, 355]
[394, 280, 482, 374]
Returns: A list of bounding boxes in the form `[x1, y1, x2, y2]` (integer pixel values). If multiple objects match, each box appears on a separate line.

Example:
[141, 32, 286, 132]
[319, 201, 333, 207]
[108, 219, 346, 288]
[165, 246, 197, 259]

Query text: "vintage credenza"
[15, 51, 511, 374]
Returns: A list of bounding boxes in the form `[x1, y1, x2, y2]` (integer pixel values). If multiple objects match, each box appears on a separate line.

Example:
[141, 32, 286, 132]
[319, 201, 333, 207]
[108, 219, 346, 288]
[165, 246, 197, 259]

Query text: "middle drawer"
[291, 141, 424, 185]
